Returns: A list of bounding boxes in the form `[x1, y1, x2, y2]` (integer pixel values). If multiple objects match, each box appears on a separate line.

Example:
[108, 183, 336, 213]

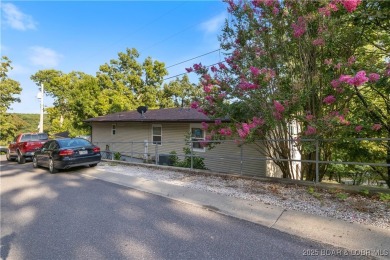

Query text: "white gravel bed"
[96, 162, 390, 230]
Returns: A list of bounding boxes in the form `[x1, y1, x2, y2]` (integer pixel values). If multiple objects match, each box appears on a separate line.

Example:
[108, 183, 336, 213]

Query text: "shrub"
[172, 147, 207, 170]
[378, 193, 390, 202]
[114, 152, 121, 161]
[336, 193, 349, 201]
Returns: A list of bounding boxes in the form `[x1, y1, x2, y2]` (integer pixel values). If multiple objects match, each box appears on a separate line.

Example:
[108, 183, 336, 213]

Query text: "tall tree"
[96, 48, 168, 113]
[31, 70, 100, 136]
[0, 56, 22, 143]
[160, 75, 203, 108]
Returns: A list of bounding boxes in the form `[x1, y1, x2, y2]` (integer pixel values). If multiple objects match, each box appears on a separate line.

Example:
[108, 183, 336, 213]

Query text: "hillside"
[7, 113, 50, 133]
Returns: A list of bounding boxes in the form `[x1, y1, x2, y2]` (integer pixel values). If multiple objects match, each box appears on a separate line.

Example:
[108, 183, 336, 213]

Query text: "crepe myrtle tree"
[187, 0, 389, 185]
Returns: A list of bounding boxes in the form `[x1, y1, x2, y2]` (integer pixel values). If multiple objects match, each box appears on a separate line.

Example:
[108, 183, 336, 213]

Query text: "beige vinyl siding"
[91, 121, 266, 176]
[201, 141, 266, 177]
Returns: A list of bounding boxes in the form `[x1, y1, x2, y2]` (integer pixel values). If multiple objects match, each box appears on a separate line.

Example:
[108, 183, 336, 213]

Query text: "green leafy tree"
[31, 70, 100, 136]
[30, 48, 172, 137]
[0, 56, 22, 143]
[160, 75, 203, 108]
[96, 48, 168, 113]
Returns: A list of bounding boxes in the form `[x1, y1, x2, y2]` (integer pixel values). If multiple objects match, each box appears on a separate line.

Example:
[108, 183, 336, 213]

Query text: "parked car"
[33, 138, 101, 173]
[7, 133, 49, 164]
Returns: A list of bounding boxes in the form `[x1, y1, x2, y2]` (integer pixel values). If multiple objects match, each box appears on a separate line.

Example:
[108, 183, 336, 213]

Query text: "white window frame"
[152, 124, 162, 145]
[112, 124, 116, 135]
[190, 123, 205, 152]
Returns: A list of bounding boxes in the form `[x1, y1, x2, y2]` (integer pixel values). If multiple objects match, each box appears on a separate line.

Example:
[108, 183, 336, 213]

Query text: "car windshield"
[58, 139, 92, 148]
[20, 133, 48, 142]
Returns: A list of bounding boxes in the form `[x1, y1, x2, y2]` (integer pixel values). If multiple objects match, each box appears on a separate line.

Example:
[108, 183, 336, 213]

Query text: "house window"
[191, 125, 205, 152]
[152, 125, 162, 145]
[112, 124, 116, 135]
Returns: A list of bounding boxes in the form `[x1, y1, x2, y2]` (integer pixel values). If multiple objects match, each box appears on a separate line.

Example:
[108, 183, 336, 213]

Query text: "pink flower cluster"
[355, 125, 363, 132]
[331, 79, 343, 93]
[218, 127, 232, 136]
[318, 7, 331, 17]
[210, 66, 218, 73]
[237, 123, 251, 138]
[203, 85, 213, 93]
[250, 66, 260, 76]
[218, 62, 227, 70]
[372, 124, 382, 131]
[323, 95, 336, 105]
[339, 71, 368, 87]
[252, 0, 277, 8]
[312, 38, 325, 46]
[318, 2, 338, 16]
[190, 101, 200, 109]
[304, 126, 316, 136]
[273, 100, 285, 120]
[239, 80, 259, 90]
[306, 114, 315, 121]
[193, 63, 203, 72]
[368, 73, 380, 82]
[337, 115, 350, 125]
[201, 122, 209, 130]
[341, 0, 362, 13]
[291, 17, 306, 38]
[236, 116, 265, 139]
[274, 100, 285, 112]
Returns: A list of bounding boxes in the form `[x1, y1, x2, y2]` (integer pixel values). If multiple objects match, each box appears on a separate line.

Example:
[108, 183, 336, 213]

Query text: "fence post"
[155, 144, 158, 165]
[190, 141, 194, 170]
[111, 142, 114, 160]
[240, 145, 243, 175]
[315, 139, 319, 183]
[144, 140, 148, 161]
[131, 141, 133, 160]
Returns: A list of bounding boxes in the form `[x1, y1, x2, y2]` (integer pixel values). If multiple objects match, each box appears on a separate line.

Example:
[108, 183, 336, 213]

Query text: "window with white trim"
[190, 124, 205, 152]
[112, 124, 116, 135]
[152, 125, 162, 145]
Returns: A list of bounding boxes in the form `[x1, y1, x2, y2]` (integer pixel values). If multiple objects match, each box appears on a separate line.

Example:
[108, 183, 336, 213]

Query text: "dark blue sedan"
[33, 138, 101, 173]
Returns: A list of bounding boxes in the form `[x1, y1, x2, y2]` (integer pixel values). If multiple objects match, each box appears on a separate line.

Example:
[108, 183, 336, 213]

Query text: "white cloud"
[199, 12, 226, 34]
[1, 3, 37, 31]
[29, 46, 63, 68]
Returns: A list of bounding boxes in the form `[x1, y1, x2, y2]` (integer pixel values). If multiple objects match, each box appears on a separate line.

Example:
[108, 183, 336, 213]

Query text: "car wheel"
[33, 156, 39, 168]
[49, 159, 58, 174]
[6, 150, 14, 161]
[17, 152, 26, 164]
[89, 163, 98, 167]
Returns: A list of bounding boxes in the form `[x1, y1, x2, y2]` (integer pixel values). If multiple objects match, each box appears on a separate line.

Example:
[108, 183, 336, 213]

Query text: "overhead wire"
[163, 60, 227, 82]
[166, 49, 221, 69]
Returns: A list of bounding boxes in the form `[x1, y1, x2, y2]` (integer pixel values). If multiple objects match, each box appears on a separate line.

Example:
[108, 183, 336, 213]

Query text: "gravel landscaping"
[97, 161, 390, 230]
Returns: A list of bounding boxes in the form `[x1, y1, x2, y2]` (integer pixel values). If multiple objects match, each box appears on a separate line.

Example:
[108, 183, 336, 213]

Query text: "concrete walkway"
[80, 167, 390, 259]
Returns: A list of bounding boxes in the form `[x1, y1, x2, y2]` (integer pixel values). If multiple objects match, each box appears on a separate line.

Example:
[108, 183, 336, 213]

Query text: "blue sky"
[1, 1, 228, 114]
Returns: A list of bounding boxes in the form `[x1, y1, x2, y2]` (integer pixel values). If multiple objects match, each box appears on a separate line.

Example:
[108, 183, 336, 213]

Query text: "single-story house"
[85, 107, 282, 177]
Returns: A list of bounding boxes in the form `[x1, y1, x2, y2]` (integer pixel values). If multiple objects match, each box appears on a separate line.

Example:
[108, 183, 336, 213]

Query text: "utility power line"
[166, 49, 221, 69]
[163, 60, 227, 82]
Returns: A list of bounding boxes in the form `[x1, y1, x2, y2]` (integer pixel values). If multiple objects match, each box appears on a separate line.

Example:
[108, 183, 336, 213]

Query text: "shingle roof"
[85, 107, 227, 123]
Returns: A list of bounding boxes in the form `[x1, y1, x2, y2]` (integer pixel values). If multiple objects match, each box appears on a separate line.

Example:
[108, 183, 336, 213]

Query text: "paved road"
[1, 157, 368, 260]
